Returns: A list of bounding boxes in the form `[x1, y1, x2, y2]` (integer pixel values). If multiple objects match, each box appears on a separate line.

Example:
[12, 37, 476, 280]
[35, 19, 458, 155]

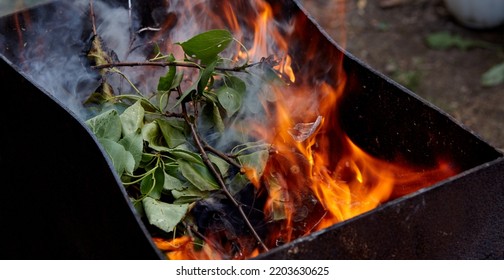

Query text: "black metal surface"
[0, 0, 502, 259]
[256, 0, 504, 259]
[258, 157, 504, 259]
[0, 57, 163, 259]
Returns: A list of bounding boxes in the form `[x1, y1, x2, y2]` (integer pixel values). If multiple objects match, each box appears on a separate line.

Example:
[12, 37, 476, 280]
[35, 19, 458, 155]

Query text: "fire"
[145, 0, 457, 259]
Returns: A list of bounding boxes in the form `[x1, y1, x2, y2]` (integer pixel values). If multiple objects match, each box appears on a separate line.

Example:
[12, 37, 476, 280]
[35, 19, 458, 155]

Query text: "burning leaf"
[288, 116, 323, 142]
[142, 197, 189, 234]
[267, 177, 289, 221]
[237, 149, 269, 180]
[120, 100, 144, 136]
[177, 29, 233, 64]
[85, 109, 122, 142]
[481, 62, 504, 87]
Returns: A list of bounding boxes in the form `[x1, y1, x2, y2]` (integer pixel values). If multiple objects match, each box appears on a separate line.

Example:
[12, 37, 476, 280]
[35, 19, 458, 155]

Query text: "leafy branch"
[92, 60, 263, 73]
[85, 28, 276, 257]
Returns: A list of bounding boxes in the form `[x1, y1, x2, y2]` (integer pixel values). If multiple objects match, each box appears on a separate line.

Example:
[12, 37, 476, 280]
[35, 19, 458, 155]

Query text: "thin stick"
[178, 87, 269, 252]
[89, 0, 97, 37]
[203, 144, 242, 170]
[93, 60, 262, 72]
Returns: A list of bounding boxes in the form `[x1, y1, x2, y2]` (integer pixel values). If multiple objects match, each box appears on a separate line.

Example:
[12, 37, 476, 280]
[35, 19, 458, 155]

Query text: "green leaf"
[157, 118, 187, 148]
[224, 76, 246, 94]
[140, 167, 165, 199]
[481, 62, 504, 87]
[177, 29, 233, 64]
[171, 73, 200, 109]
[163, 171, 186, 191]
[157, 54, 177, 91]
[425, 31, 495, 51]
[142, 197, 189, 233]
[169, 147, 202, 164]
[157, 92, 170, 112]
[209, 154, 230, 177]
[228, 173, 250, 196]
[130, 197, 145, 217]
[198, 59, 218, 94]
[118, 132, 143, 170]
[237, 149, 269, 179]
[98, 138, 135, 175]
[120, 100, 144, 136]
[171, 72, 184, 90]
[199, 101, 224, 134]
[266, 176, 289, 221]
[142, 121, 170, 152]
[86, 109, 122, 141]
[212, 102, 225, 133]
[178, 159, 220, 191]
[172, 185, 209, 204]
[216, 86, 243, 116]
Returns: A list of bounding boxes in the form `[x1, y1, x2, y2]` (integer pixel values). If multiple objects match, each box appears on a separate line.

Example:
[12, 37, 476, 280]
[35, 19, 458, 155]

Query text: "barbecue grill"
[0, 0, 502, 259]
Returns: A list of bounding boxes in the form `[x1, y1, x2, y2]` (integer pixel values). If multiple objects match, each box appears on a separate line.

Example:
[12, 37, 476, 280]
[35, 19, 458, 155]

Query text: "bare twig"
[93, 60, 262, 72]
[178, 86, 269, 252]
[163, 112, 184, 118]
[203, 144, 242, 170]
[89, 0, 97, 37]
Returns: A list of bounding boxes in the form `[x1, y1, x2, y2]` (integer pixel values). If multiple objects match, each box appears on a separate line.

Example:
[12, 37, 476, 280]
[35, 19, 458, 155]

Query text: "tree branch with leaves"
[85, 29, 279, 258]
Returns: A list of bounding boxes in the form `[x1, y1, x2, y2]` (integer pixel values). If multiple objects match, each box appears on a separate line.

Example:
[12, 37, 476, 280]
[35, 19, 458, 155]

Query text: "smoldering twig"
[178, 86, 269, 252]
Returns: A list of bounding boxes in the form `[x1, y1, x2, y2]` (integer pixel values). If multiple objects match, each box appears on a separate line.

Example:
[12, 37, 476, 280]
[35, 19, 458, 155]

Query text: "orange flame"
[152, 0, 457, 259]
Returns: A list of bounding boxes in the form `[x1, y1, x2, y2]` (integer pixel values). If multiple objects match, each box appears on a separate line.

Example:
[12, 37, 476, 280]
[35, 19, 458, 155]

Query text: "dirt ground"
[299, 0, 504, 150]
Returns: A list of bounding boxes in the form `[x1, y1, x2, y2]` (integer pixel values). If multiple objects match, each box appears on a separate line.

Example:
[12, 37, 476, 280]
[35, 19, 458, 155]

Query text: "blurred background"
[299, 0, 504, 150]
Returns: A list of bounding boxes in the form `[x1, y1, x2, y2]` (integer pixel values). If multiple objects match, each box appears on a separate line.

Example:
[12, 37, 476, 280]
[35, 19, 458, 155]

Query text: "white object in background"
[443, 0, 504, 29]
